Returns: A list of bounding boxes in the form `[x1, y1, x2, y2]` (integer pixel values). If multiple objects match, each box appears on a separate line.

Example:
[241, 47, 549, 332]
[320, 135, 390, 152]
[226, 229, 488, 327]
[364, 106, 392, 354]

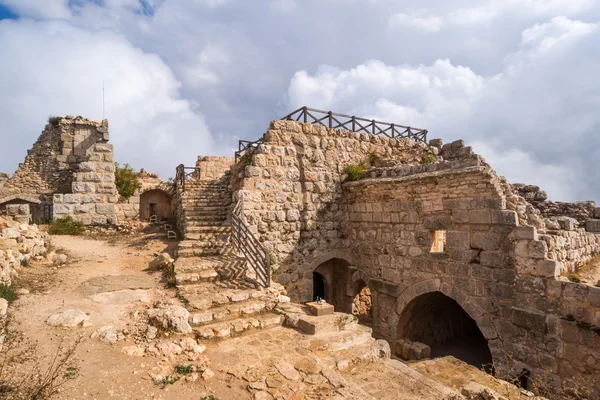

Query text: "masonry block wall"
[231, 120, 600, 394]
[233, 120, 431, 299]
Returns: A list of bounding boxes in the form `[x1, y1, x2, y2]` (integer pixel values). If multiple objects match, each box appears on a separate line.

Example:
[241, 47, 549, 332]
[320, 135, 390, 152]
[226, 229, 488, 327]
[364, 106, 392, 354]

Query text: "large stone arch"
[395, 279, 498, 341]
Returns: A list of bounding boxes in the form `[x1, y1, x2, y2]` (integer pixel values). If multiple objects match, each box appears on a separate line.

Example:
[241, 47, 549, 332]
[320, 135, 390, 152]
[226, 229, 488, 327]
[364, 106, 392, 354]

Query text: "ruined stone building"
[2, 109, 600, 395]
[170, 108, 600, 396]
[0, 116, 173, 224]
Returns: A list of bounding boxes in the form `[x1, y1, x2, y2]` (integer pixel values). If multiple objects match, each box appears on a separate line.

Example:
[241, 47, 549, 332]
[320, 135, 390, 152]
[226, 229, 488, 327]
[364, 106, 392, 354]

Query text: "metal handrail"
[282, 106, 428, 142]
[231, 199, 270, 288]
[175, 164, 200, 192]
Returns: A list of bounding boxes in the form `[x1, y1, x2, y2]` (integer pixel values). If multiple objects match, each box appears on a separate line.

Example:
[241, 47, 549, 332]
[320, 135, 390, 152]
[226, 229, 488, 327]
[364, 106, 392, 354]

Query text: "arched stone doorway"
[398, 291, 493, 371]
[313, 258, 353, 313]
[140, 189, 172, 221]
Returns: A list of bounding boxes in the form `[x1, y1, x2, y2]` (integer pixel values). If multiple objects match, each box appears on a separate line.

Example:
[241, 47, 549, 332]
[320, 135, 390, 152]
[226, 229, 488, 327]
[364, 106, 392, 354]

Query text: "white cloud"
[447, 0, 594, 25]
[0, 18, 218, 178]
[388, 12, 444, 33]
[286, 16, 600, 201]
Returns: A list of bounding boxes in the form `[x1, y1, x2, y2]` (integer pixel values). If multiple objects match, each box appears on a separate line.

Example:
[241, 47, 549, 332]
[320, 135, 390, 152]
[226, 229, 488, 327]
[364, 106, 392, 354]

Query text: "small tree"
[114, 163, 140, 199]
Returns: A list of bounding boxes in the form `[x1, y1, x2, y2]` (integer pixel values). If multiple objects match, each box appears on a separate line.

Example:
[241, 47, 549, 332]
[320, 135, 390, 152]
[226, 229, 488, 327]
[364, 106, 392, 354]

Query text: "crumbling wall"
[0, 216, 49, 286]
[233, 120, 432, 299]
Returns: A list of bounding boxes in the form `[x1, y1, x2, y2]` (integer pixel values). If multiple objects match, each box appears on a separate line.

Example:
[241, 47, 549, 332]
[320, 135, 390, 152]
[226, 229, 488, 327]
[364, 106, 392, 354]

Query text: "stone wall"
[196, 156, 234, 180]
[0, 116, 120, 225]
[50, 118, 118, 225]
[234, 120, 432, 298]
[0, 216, 49, 286]
[229, 120, 600, 394]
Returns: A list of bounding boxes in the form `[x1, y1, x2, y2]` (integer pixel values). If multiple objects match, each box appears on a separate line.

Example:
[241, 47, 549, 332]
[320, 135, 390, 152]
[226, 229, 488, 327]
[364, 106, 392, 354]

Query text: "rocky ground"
[1, 229, 536, 400]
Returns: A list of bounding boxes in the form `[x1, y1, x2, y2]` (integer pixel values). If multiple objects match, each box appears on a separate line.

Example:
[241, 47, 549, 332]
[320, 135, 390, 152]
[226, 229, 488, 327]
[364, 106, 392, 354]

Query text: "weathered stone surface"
[148, 306, 192, 334]
[46, 309, 90, 328]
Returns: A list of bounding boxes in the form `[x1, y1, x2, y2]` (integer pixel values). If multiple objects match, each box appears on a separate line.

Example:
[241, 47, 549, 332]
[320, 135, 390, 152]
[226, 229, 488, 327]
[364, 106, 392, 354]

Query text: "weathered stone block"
[81, 194, 100, 203]
[64, 194, 81, 204]
[512, 307, 546, 332]
[445, 231, 470, 251]
[491, 210, 518, 225]
[96, 204, 117, 216]
[480, 251, 504, 267]
[471, 232, 500, 250]
[53, 204, 73, 214]
[53, 194, 64, 204]
[512, 226, 537, 240]
[74, 204, 93, 214]
[93, 143, 113, 153]
[423, 215, 451, 230]
[92, 215, 108, 225]
[469, 209, 491, 224]
[535, 260, 560, 278]
[79, 162, 97, 172]
[585, 219, 600, 232]
[306, 302, 334, 316]
[72, 182, 95, 193]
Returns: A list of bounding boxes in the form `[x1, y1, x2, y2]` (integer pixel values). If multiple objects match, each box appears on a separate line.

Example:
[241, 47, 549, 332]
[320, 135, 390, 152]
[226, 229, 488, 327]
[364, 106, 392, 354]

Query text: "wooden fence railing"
[175, 164, 200, 192]
[231, 199, 270, 288]
[282, 106, 428, 142]
[234, 106, 428, 164]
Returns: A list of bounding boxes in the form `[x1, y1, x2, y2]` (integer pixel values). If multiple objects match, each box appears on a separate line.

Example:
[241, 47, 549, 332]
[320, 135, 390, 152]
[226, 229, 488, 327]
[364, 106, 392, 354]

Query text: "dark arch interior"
[398, 291, 493, 371]
[140, 189, 172, 221]
[313, 258, 352, 313]
[313, 271, 325, 301]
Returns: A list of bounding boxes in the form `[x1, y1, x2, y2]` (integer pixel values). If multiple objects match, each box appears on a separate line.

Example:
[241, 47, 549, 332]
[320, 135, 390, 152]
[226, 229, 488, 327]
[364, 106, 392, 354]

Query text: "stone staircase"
[174, 174, 288, 341]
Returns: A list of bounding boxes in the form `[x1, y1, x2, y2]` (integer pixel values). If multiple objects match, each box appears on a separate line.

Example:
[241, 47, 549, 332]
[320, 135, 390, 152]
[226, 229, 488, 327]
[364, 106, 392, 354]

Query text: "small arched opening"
[313, 257, 352, 313]
[351, 279, 372, 324]
[313, 271, 326, 302]
[398, 291, 492, 371]
[140, 189, 172, 221]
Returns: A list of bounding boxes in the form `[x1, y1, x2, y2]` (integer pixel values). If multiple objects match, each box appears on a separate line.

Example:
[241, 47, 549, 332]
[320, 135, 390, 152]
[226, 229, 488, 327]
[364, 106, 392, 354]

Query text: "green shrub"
[0, 284, 16, 302]
[344, 162, 368, 181]
[114, 163, 140, 199]
[48, 116, 61, 128]
[567, 273, 582, 283]
[48, 217, 86, 235]
[174, 365, 194, 374]
[422, 153, 437, 164]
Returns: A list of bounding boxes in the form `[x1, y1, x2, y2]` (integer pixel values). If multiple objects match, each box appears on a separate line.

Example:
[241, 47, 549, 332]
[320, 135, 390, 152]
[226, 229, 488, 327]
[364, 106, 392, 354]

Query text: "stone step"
[178, 240, 232, 250]
[185, 213, 228, 220]
[194, 313, 284, 341]
[184, 226, 232, 233]
[185, 220, 228, 227]
[184, 206, 231, 212]
[183, 231, 230, 241]
[189, 300, 269, 326]
[177, 246, 234, 258]
[174, 255, 246, 274]
[175, 268, 220, 284]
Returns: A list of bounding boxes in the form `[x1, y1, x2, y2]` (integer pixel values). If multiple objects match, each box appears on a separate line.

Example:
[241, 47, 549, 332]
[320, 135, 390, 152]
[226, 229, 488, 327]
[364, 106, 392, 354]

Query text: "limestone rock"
[149, 253, 174, 270]
[46, 309, 90, 328]
[179, 337, 205, 353]
[155, 341, 183, 357]
[273, 359, 300, 381]
[461, 382, 504, 400]
[201, 368, 214, 381]
[372, 339, 391, 359]
[0, 298, 7, 318]
[121, 345, 145, 357]
[148, 306, 192, 334]
[96, 325, 118, 344]
[146, 325, 158, 340]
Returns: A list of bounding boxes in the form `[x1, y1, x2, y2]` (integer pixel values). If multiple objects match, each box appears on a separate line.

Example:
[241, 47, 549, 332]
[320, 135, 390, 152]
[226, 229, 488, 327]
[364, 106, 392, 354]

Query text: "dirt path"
[7, 232, 226, 400]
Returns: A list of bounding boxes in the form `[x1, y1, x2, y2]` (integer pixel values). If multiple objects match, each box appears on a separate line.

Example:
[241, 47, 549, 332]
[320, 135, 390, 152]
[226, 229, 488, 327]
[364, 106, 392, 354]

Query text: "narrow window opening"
[430, 230, 446, 253]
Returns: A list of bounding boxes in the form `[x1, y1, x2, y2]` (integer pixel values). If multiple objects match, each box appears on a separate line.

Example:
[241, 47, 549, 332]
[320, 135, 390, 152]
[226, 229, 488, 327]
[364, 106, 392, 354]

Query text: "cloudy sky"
[0, 0, 598, 201]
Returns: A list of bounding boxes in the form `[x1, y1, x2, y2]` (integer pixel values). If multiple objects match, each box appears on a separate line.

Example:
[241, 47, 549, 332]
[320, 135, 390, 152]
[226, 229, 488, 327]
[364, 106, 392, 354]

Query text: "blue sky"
[0, 4, 16, 19]
[0, 0, 599, 201]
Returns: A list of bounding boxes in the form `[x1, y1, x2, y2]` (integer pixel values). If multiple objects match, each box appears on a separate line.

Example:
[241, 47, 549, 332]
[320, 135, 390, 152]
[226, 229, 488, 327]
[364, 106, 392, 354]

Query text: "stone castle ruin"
[0, 116, 173, 225]
[2, 108, 600, 396]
